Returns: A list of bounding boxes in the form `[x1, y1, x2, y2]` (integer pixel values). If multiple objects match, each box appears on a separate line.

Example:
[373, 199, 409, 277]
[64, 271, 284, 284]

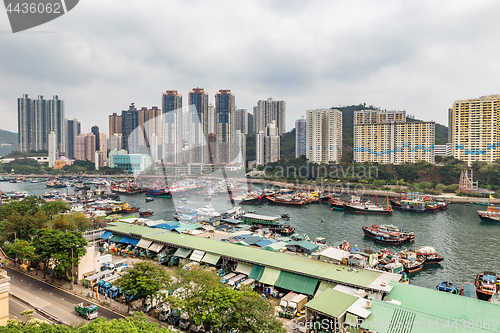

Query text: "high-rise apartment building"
[248, 112, 254, 135]
[109, 112, 122, 135]
[256, 131, 265, 166]
[18, 94, 65, 153]
[138, 106, 162, 148]
[306, 109, 343, 164]
[353, 110, 434, 164]
[75, 134, 86, 160]
[208, 103, 216, 134]
[189, 88, 209, 163]
[85, 133, 96, 161]
[162, 90, 183, 164]
[253, 97, 286, 135]
[450, 95, 500, 165]
[215, 90, 235, 164]
[121, 103, 138, 153]
[48, 132, 57, 168]
[99, 133, 107, 153]
[234, 109, 248, 135]
[233, 130, 246, 166]
[264, 121, 280, 164]
[110, 133, 123, 151]
[295, 116, 307, 158]
[91, 126, 100, 151]
[64, 118, 80, 159]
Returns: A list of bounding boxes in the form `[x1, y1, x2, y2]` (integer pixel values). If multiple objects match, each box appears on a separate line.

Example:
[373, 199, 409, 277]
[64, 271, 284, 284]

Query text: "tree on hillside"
[41, 200, 70, 220]
[115, 261, 173, 311]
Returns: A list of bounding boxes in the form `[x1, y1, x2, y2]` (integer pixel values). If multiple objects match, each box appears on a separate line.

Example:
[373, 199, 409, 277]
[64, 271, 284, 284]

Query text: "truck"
[227, 274, 246, 287]
[287, 294, 308, 317]
[109, 286, 121, 299]
[179, 312, 190, 330]
[237, 278, 255, 289]
[220, 272, 236, 284]
[143, 295, 157, 313]
[74, 302, 99, 320]
[158, 304, 171, 322]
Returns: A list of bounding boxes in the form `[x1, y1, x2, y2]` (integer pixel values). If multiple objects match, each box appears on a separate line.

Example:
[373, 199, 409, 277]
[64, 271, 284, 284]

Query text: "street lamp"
[71, 245, 80, 291]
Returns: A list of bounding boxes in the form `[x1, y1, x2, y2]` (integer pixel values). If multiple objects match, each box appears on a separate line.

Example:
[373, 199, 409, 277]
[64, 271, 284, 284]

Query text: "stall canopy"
[259, 267, 281, 285]
[118, 237, 140, 246]
[201, 253, 220, 265]
[249, 265, 265, 281]
[100, 231, 113, 240]
[148, 242, 164, 253]
[174, 247, 192, 258]
[274, 271, 319, 295]
[235, 262, 253, 275]
[190, 250, 205, 262]
[108, 235, 123, 243]
[136, 239, 152, 249]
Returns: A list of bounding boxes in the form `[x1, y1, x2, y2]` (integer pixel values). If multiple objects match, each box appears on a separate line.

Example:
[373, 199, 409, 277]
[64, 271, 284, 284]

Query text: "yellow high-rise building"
[306, 109, 343, 164]
[450, 95, 500, 165]
[354, 110, 435, 164]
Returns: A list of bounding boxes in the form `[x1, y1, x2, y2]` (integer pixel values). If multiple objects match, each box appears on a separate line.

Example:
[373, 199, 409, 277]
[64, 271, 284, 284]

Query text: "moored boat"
[415, 246, 443, 264]
[330, 197, 345, 210]
[362, 224, 415, 244]
[476, 271, 497, 301]
[344, 196, 392, 215]
[139, 209, 154, 217]
[145, 188, 171, 198]
[460, 282, 477, 299]
[436, 281, 458, 294]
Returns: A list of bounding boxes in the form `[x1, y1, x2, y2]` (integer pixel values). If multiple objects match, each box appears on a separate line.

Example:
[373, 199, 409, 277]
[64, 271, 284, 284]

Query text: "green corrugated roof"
[363, 299, 499, 333]
[262, 241, 287, 252]
[106, 223, 164, 236]
[275, 271, 319, 295]
[259, 267, 281, 285]
[104, 222, 389, 291]
[174, 223, 203, 233]
[286, 240, 319, 252]
[305, 289, 357, 319]
[174, 247, 192, 258]
[384, 282, 500, 325]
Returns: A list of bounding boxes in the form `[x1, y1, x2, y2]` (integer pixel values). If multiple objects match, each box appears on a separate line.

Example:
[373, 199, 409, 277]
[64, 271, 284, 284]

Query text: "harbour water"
[2, 181, 499, 291]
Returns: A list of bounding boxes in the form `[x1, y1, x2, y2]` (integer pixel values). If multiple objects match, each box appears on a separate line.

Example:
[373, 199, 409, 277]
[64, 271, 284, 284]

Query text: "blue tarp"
[152, 223, 179, 230]
[119, 237, 140, 246]
[255, 239, 277, 248]
[100, 231, 113, 240]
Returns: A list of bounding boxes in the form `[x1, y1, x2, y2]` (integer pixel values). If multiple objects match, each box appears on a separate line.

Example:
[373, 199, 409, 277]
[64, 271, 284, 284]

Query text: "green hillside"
[0, 128, 17, 157]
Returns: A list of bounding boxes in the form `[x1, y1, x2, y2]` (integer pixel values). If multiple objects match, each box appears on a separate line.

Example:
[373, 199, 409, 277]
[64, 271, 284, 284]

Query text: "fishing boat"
[460, 282, 477, 299]
[122, 206, 140, 213]
[478, 210, 500, 222]
[266, 195, 308, 207]
[476, 272, 498, 301]
[415, 246, 443, 264]
[362, 224, 415, 244]
[400, 250, 424, 273]
[281, 214, 290, 220]
[180, 198, 188, 203]
[391, 198, 426, 212]
[139, 209, 154, 217]
[330, 197, 345, 210]
[144, 188, 172, 198]
[241, 213, 295, 236]
[239, 193, 265, 205]
[145, 197, 154, 202]
[344, 195, 393, 215]
[436, 281, 458, 294]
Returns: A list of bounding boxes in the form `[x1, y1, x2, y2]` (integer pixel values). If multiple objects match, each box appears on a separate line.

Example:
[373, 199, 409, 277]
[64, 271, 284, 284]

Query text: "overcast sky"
[1, 0, 499, 135]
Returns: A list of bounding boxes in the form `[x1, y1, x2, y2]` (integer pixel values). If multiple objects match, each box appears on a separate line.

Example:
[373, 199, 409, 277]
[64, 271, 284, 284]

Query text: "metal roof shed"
[119, 237, 140, 246]
[305, 289, 358, 320]
[286, 240, 319, 254]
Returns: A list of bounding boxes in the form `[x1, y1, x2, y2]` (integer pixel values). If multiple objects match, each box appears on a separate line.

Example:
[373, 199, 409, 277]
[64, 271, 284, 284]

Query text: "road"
[6, 266, 124, 325]
[9, 295, 57, 323]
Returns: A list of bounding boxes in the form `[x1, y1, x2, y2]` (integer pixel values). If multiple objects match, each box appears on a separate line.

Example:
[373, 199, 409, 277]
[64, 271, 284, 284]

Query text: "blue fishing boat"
[436, 281, 458, 294]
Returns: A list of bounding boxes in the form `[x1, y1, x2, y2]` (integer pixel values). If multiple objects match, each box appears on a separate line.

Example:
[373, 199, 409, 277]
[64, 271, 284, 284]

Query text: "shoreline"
[1, 173, 497, 205]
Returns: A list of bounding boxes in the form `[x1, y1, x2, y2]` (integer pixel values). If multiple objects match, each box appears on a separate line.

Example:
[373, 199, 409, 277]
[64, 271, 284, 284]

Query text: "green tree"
[41, 200, 70, 220]
[33, 229, 59, 278]
[115, 261, 172, 311]
[15, 240, 36, 267]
